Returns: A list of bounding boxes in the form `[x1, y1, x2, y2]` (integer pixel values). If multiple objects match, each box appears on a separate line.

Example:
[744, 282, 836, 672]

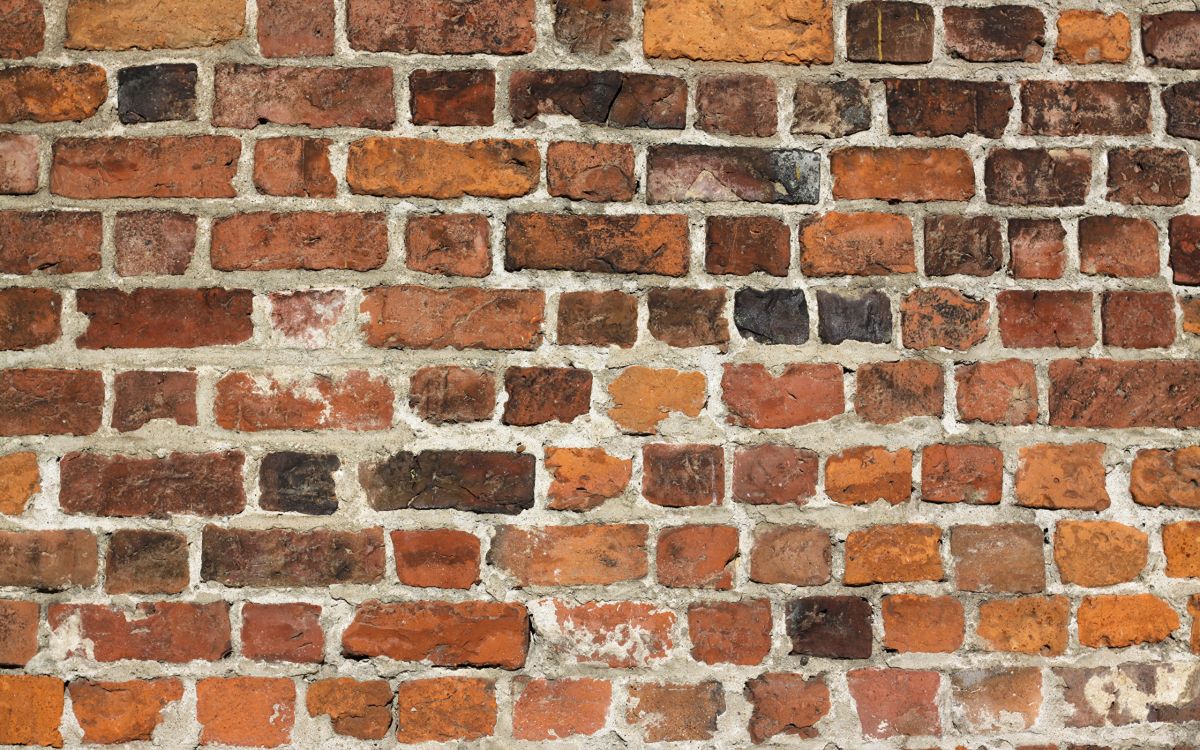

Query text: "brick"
[554, 0, 631, 54]
[832, 147, 974, 202]
[52, 136, 240, 198]
[792, 79, 870, 137]
[1103, 291, 1175, 349]
[48, 601, 230, 662]
[0, 287, 60, 350]
[844, 524, 942, 585]
[0, 64, 106, 122]
[1009, 218, 1066, 279]
[998, 290, 1095, 348]
[1079, 215, 1159, 277]
[706, 216, 789, 276]
[348, 137, 538, 198]
[489, 524, 647, 586]
[242, 602, 323, 663]
[114, 211, 195, 276]
[0, 0, 43, 58]
[514, 678, 610, 740]
[816, 290, 892, 344]
[1016, 442, 1109, 510]
[197, 677, 294, 748]
[642, 443, 723, 507]
[787, 596, 872, 659]
[1164, 522, 1200, 578]
[951, 668, 1042, 732]
[722, 363, 844, 428]
[799, 212, 916, 276]
[511, 70, 685, 129]
[846, 2, 933, 63]
[0, 675, 63, 747]
[1186, 298, 1200, 335]
[212, 211, 387, 272]
[750, 525, 831, 585]
[607, 366, 705, 434]
[1049, 359, 1200, 428]
[826, 446, 913, 504]
[696, 74, 776, 137]
[0, 451, 39, 515]
[1143, 12, 1200, 68]
[215, 371, 393, 431]
[0, 529, 96, 589]
[69, 679, 182, 745]
[1132, 448, 1200, 509]
[648, 287, 728, 348]
[258, 0, 333, 56]
[406, 213, 492, 277]
[1057, 10, 1131, 64]
[117, 63, 196, 123]
[951, 524, 1045, 593]
[409, 366, 495, 423]
[396, 677, 495, 742]
[344, 600, 527, 668]
[1164, 82, 1200, 139]
[539, 600, 674, 667]
[1107, 148, 1190, 206]
[253, 137, 336, 198]
[66, 0, 244, 49]
[502, 366, 592, 425]
[1021, 81, 1150, 136]
[944, 5, 1045, 62]
[410, 69, 495, 126]
[734, 288, 807, 345]
[885, 78, 1013, 137]
[628, 682, 724, 743]
[0, 600, 38, 666]
[688, 600, 772, 665]
[0, 210, 101, 274]
[985, 148, 1091, 205]
[76, 288, 252, 349]
[955, 359, 1038, 425]
[921, 443, 1003, 505]
[1055, 520, 1147, 587]
[648, 145, 819, 204]
[925, 215, 1002, 276]
[268, 290, 344, 348]
[882, 594, 964, 653]
[643, 0, 832, 64]
[105, 529, 189, 594]
[0, 133, 37, 193]
[901, 287, 989, 350]
[111, 371, 195, 432]
[506, 213, 688, 275]
[657, 524, 737, 589]
[855, 361, 942, 424]
[348, 0, 535, 54]
[392, 529, 480, 589]
[1078, 594, 1179, 647]
[733, 444, 819, 505]
[201, 526, 385, 586]
[260, 452, 338, 515]
[1173, 215, 1200, 284]
[744, 674, 829, 743]
[847, 668, 941, 739]
[1057, 662, 1200, 727]
[545, 447, 632, 510]
[360, 450, 533, 513]
[547, 141, 634, 202]
[306, 678, 392, 740]
[0, 369, 103, 436]
[977, 596, 1069, 655]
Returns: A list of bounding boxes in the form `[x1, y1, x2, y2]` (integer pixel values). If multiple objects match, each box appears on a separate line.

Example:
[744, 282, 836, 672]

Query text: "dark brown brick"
[506, 213, 688, 276]
[60, 451, 245, 517]
[410, 69, 495, 126]
[705, 216, 789, 277]
[846, 2, 934, 63]
[1107, 148, 1190, 206]
[1049, 359, 1200, 428]
[348, 0, 535, 54]
[557, 291, 637, 347]
[855, 360, 944, 424]
[0, 210, 102, 275]
[643, 444, 724, 507]
[0, 369, 103, 436]
[733, 445, 818, 505]
[0, 287, 60, 350]
[201, 526, 385, 587]
[75, 288, 253, 349]
[734, 288, 808, 345]
[924, 215, 1002, 277]
[1164, 82, 1200, 139]
[359, 451, 534, 514]
[111, 370, 197, 432]
[985, 148, 1091, 206]
[647, 145, 820, 204]
[1021, 81, 1150, 136]
[510, 70, 685, 129]
[1142, 12, 1200, 69]
[502, 367, 592, 426]
[105, 530, 189, 595]
[817, 290, 892, 345]
[648, 287, 729, 348]
[1170, 215, 1200, 285]
[695, 74, 776, 137]
[792, 79, 870, 137]
[409, 366, 496, 423]
[260, 452, 339, 515]
[786, 596, 873, 659]
[553, 0, 631, 55]
[0, 529, 97, 590]
[117, 64, 196, 124]
[944, 5, 1045, 62]
[885, 79, 1013, 137]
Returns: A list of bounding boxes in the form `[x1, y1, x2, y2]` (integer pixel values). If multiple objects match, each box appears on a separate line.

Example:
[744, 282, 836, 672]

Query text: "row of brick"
[4, 661, 1199, 746]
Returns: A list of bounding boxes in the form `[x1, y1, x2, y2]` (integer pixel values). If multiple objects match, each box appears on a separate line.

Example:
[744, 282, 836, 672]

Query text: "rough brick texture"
[2, 2, 1198, 748]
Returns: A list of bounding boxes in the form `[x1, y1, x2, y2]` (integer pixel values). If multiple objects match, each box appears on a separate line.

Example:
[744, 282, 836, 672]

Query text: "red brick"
[253, 137, 336, 198]
[1009, 219, 1066, 279]
[744, 674, 828, 743]
[409, 366, 495, 423]
[998, 290, 1095, 348]
[0, 529, 96, 590]
[105, 529, 189, 594]
[306, 678, 392, 740]
[349, 0, 535, 54]
[51, 136, 240, 198]
[342, 600, 528, 668]
[722, 363, 844, 428]
[348, 137, 538, 198]
[507, 213, 688, 275]
[410, 69, 495, 126]
[799, 212, 915, 276]
[642, 444, 724, 507]
[882, 594, 964, 653]
[921, 443, 1003, 504]
[1016, 442, 1110, 510]
[855, 360, 943, 424]
[406, 213, 491, 277]
[944, 5, 1044, 61]
[0, 675, 64, 747]
[0, 369, 103, 436]
[1021, 80, 1150, 135]
[48, 601, 230, 662]
[647, 144, 818, 203]
[733, 444, 819, 505]
[76, 288, 251, 349]
[215, 371, 393, 431]
[61, 451, 243, 517]
[201, 526, 385, 587]
[986, 148, 1091, 206]
[362, 285, 544, 350]
[212, 212, 387, 271]
[695, 74, 776, 137]
[213, 64, 392, 128]
[832, 147, 974, 202]
[657, 524, 738, 589]
[197, 677, 294, 748]
[0, 133, 37, 193]
[844, 524, 943, 585]
[502, 366, 592, 426]
[0, 64, 106, 123]
[558, 291, 638, 346]
[0, 287, 60, 350]
[540, 600, 675, 667]
[1079, 216, 1159, 277]
[258, 0, 333, 56]
[1171, 215, 1200, 285]
[1102, 291, 1176, 349]
[268, 290, 344, 348]
[392, 528, 480, 589]
[69, 678, 183, 745]
[628, 682, 725, 743]
[955, 359, 1038, 425]
[750, 525, 831, 585]
[547, 141, 634, 202]
[0, 0, 44, 58]
[396, 677, 495, 742]
[847, 668, 941, 739]
[688, 599, 772, 665]
[0, 600, 38, 666]
[0, 210, 102, 275]
[242, 602, 323, 663]
[66, 0, 244, 49]
[489, 524, 647, 586]
[1049, 359, 1200, 428]
[514, 678, 610, 740]
[114, 211, 195, 276]
[901, 287, 990, 350]
[706, 215, 789, 276]
[951, 524, 1045, 593]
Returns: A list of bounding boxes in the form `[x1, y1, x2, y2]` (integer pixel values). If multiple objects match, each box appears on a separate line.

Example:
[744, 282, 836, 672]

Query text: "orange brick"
[513, 678, 610, 741]
[882, 594, 965, 653]
[1077, 594, 1179, 648]
[396, 677, 495, 743]
[1016, 442, 1110, 510]
[1163, 521, 1200, 578]
[844, 524, 943, 585]
[197, 678, 295, 747]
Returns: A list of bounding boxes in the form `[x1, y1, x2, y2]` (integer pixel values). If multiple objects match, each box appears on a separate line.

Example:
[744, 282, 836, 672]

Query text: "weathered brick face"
[2, 1, 1197, 747]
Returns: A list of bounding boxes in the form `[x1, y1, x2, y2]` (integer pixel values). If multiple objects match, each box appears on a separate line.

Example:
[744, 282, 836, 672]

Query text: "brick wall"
[1, 0, 1199, 746]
